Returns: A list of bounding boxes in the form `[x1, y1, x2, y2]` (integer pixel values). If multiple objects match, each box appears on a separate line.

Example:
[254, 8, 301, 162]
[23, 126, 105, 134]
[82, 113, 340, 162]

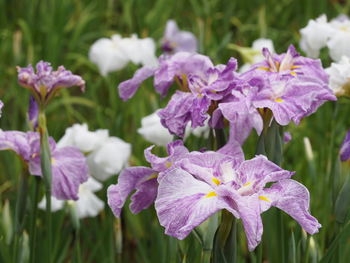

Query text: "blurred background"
[1, 0, 350, 262]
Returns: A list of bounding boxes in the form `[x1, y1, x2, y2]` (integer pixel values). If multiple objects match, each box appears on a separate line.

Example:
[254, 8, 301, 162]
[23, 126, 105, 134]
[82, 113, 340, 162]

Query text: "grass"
[1, 0, 350, 262]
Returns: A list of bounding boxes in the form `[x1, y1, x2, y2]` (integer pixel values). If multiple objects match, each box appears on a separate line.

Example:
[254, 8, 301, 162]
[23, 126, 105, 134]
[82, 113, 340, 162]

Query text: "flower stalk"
[13, 168, 29, 263]
[29, 177, 40, 263]
[38, 109, 53, 263]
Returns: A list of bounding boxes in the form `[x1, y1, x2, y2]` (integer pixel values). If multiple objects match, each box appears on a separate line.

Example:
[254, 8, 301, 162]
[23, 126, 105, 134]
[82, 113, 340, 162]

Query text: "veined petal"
[118, 66, 156, 101]
[107, 166, 157, 217]
[237, 155, 294, 190]
[263, 179, 321, 234]
[51, 146, 89, 200]
[155, 168, 225, 239]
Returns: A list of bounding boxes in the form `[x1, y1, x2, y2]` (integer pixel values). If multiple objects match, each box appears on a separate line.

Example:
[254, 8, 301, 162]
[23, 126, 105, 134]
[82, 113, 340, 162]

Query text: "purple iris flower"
[107, 140, 189, 217]
[340, 129, 350, 161]
[0, 130, 88, 200]
[17, 61, 85, 106]
[219, 46, 336, 142]
[161, 20, 198, 54]
[246, 45, 328, 81]
[119, 52, 238, 137]
[155, 151, 321, 251]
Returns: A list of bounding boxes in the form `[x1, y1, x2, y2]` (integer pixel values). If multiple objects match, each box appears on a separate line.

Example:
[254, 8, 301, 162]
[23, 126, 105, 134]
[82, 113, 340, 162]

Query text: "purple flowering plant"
[108, 41, 336, 258]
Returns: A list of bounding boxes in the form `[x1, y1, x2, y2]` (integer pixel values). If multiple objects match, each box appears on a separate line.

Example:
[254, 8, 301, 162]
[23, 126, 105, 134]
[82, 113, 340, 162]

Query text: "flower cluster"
[107, 31, 337, 251]
[119, 45, 335, 142]
[300, 14, 350, 61]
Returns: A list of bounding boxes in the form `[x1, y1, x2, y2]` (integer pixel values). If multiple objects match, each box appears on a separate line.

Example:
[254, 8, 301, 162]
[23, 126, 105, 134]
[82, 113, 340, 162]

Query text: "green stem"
[38, 110, 53, 263]
[13, 168, 29, 263]
[29, 177, 40, 263]
[278, 212, 285, 263]
[201, 249, 211, 263]
[212, 210, 237, 263]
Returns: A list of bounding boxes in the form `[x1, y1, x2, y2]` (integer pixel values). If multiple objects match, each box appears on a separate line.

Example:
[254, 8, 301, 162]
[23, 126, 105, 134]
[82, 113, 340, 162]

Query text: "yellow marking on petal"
[146, 173, 158, 181]
[243, 182, 251, 187]
[31, 153, 38, 159]
[259, 196, 271, 202]
[257, 67, 271, 71]
[212, 177, 221, 186]
[275, 98, 284, 102]
[51, 158, 56, 165]
[291, 65, 301, 69]
[290, 71, 297, 76]
[205, 192, 217, 198]
[165, 161, 172, 168]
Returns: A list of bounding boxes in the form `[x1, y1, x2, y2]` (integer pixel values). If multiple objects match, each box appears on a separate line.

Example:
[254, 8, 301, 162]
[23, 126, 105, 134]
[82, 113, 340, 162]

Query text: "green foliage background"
[1, 0, 350, 262]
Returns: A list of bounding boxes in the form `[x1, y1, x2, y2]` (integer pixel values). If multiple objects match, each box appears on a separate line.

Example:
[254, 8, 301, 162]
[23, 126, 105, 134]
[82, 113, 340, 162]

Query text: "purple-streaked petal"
[236, 155, 294, 191]
[107, 166, 157, 217]
[144, 140, 189, 173]
[158, 91, 210, 137]
[155, 168, 225, 239]
[263, 179, 321, 234]
[0, 131, 31, 161]
[51, 146, 89, 200]
[118, 66, 156, 101]
[17, 61, 85, 104]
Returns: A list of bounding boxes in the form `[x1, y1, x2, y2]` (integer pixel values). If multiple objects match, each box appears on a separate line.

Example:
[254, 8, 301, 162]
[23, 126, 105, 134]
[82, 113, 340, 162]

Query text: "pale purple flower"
[107, 140, 189, 217]
[161, 20, 198, 54]
[17, 61, 85, 105]
[246, 45, 328, 82]
[118, 52, 213, 101]
[119, 52, 238, 137]
[220, 46, 336, 132]
[340, 129, 350, 161]
[0, 130, 88, 200]
[155, 152, 321, 251]
[156, 57, 238, 137]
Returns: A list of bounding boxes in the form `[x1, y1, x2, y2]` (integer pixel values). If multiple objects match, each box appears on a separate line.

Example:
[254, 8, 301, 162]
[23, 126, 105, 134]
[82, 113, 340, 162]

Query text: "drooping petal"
[107, 166, 157, 217]
[51, 146, 89, 200]
[263, 179, 321, 234]
[118, 66, 157, 101]
[0, 130, 31, 161]
[155, 168, 225, 239]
